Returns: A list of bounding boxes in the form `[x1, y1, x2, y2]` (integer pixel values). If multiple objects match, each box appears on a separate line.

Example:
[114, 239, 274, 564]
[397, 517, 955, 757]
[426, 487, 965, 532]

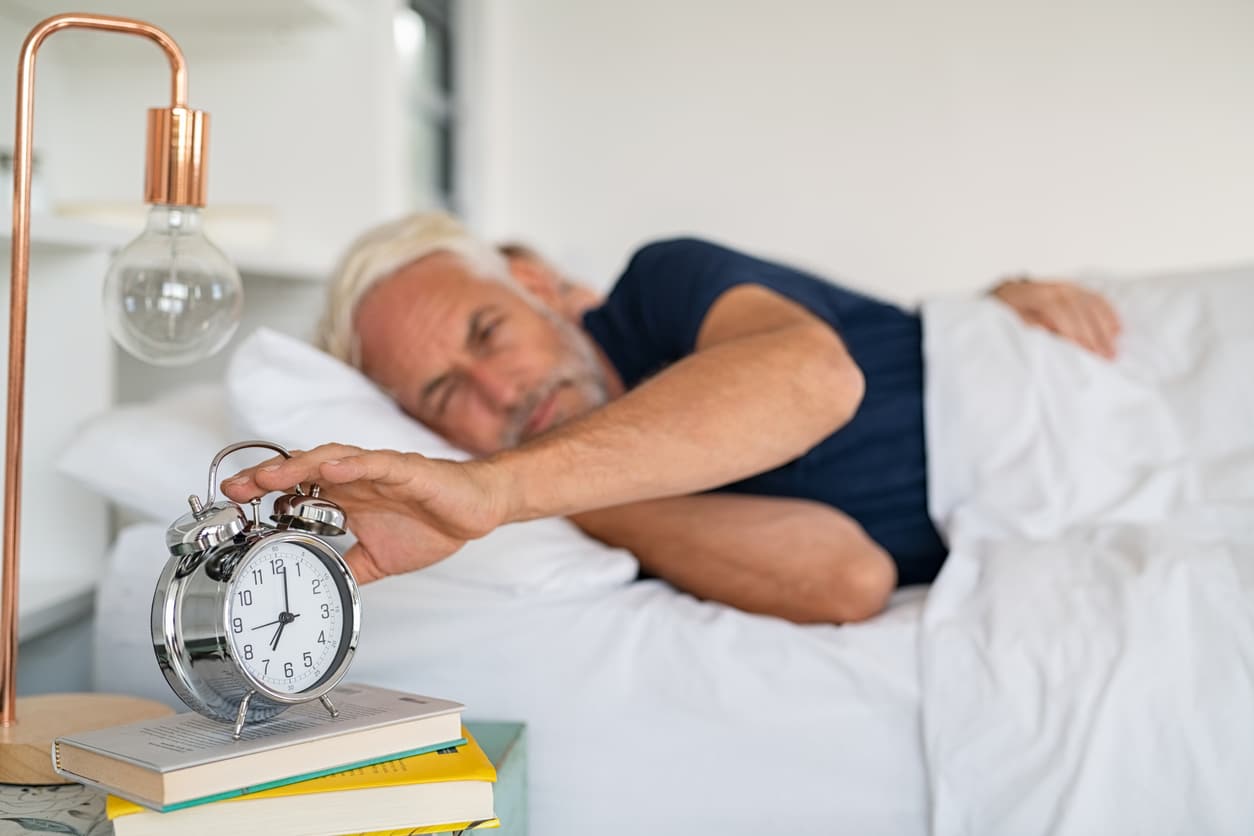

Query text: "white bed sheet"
[92, 264, 1254, 834]
[95, 523, 930, 836]
[921, 264, 1254, 835]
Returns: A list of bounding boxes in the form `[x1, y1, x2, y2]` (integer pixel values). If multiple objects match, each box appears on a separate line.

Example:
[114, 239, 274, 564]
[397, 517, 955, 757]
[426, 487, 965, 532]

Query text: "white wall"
[461, 0, 1254, 302]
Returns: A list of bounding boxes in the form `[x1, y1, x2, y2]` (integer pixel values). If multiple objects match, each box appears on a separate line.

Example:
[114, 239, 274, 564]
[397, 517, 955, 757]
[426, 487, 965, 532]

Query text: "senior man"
[224, 213, 1119, 624]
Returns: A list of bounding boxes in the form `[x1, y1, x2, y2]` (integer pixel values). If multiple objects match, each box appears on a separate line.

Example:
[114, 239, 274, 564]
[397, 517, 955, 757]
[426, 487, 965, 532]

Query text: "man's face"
[355, 253, 610, 455]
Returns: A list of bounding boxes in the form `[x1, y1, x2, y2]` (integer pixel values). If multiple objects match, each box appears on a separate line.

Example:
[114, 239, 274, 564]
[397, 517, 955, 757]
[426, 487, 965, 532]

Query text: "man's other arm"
[571, 493, 896, 624]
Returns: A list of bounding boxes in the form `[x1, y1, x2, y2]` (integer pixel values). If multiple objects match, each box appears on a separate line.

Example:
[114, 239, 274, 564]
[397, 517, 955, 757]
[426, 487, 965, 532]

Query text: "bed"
[76, 263, 1254, 836]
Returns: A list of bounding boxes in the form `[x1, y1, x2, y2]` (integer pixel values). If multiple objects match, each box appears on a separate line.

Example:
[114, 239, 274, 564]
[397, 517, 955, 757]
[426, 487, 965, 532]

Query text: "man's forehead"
[360, 258, 502, 326]
[355, 255, 519, 375]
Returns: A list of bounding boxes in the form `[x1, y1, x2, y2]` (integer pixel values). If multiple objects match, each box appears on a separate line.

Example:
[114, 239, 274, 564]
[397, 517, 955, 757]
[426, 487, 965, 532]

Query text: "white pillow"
[58, 382, 238, 522]
[225, 327, 638, 595]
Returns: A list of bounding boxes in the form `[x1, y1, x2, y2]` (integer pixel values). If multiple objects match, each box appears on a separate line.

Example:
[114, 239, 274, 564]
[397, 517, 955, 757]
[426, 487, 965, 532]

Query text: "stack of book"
[52, 683, 498, 835]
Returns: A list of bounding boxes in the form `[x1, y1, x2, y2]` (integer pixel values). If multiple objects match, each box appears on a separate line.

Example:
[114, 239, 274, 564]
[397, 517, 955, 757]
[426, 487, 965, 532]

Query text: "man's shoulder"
[626, 236, 737, 268]
[613, 237, 746, 294]
[592, 237, 742, 328]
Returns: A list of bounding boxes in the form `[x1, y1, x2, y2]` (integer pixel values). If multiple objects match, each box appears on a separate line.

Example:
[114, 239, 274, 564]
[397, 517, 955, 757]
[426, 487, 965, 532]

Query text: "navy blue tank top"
[581, 238, 947, 585]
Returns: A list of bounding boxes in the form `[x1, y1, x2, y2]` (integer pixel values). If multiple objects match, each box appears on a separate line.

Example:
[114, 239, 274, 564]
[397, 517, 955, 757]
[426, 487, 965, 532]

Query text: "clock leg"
[319, 694, 339, 719]
[232, 690, 255, 740]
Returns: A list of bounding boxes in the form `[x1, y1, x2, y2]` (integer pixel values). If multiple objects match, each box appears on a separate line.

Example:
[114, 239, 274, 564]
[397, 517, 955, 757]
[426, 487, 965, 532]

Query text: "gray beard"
[498, 314, 610, 449]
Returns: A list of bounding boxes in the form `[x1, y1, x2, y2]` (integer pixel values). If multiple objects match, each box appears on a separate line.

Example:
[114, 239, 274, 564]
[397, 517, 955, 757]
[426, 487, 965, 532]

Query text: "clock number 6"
[283, 661, 294, 678]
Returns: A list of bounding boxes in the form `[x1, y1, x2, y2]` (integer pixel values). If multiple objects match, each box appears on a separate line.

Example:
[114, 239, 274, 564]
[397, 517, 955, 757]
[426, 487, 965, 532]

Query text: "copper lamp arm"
[19, 14, 188, 107]
[1, 13, 194, 727]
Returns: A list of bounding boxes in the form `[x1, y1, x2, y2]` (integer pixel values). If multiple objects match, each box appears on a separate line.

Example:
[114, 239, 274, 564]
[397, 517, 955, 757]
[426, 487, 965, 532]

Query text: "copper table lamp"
[0, 13, 244, 784]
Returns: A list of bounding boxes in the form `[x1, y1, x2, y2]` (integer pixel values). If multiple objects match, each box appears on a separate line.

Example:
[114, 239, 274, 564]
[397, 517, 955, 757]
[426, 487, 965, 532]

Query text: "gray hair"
[317, 212, 512, 367]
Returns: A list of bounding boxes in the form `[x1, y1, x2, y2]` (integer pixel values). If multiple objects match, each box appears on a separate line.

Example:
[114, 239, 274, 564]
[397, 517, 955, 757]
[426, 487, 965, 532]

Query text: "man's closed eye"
[435, 375, 461, 418]
[474, 317, 504, 351]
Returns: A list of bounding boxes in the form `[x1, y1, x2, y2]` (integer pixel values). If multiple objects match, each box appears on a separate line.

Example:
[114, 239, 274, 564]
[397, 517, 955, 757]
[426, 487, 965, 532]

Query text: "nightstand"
[0, 720, 527, 835]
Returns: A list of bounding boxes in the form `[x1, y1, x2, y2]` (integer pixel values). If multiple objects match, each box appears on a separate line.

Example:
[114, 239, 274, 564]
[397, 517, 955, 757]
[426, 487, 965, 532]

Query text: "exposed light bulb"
[103, 205, 243, 366]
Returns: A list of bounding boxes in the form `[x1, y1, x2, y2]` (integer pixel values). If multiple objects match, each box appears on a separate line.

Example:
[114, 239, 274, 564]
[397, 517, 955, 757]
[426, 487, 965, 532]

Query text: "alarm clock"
[152, 440, 361, 739]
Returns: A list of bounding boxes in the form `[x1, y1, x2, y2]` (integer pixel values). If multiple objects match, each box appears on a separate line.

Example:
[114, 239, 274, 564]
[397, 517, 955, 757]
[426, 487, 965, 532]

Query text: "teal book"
[52, 683, 464, 812]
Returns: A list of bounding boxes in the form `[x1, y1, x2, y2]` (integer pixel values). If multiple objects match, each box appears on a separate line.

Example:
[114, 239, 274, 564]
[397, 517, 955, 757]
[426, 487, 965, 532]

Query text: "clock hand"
[281, 566, 291, 615]
[252, 618, 282, 630]
[270, 612, 300, 652]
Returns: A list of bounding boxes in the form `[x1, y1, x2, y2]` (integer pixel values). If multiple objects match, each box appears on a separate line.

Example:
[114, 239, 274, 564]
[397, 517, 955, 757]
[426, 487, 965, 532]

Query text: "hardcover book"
[52, 683, 464, 811]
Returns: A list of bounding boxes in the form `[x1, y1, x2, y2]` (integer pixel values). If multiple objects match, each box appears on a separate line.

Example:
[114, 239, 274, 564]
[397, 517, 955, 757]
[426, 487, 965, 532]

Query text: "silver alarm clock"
[152, 440, 361, 739]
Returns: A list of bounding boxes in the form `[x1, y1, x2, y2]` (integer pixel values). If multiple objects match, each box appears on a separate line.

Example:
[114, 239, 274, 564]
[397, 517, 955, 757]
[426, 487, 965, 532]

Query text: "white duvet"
[920, 265, 1254, 836]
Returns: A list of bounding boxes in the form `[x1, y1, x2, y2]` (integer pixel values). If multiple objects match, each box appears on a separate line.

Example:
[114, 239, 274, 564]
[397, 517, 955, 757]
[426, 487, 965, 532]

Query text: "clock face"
[225, 540, 349, 695]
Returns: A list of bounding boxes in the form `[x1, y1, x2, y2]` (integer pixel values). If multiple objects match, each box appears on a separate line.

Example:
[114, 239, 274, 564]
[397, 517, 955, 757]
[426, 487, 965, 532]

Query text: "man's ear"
[506, 256, 563, 310]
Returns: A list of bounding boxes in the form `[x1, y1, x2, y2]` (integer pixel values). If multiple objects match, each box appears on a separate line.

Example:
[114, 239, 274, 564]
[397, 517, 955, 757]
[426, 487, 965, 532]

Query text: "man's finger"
[343, 542, 385, 584]
[1068, 289, 1117, 359]
[1037, 293, 1089, 352]
[1078, 295, 1117, 359]
[1087, 289, 1123, 341]
[1057, 292, 1103, 355]
[219, 453, 288, 500]
[318, 451, 427, 488]
[225, 443, 364, 496]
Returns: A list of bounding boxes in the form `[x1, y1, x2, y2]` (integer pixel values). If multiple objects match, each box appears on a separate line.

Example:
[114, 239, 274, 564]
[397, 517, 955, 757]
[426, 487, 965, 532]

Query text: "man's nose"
[466, 361, 522, 410]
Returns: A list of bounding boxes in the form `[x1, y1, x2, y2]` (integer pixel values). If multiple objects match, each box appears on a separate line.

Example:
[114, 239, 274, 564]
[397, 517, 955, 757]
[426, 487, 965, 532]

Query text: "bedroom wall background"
[458, 0, 1254, 302]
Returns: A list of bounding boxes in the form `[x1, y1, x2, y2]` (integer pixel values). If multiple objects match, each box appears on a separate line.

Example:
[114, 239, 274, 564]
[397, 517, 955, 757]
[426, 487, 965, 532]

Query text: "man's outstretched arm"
[223, 284, 864, 582]
[494, 283, 863, 520]
[571, 493, 896, 624]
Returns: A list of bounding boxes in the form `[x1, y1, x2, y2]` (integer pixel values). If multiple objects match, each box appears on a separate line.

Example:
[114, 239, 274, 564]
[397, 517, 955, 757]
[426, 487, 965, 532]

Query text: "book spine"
[51, 766, 161, 812]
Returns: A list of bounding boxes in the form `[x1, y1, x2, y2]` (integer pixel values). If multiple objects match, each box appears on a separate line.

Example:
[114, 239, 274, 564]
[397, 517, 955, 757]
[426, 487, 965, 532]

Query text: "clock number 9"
[232, 617, 243, 634]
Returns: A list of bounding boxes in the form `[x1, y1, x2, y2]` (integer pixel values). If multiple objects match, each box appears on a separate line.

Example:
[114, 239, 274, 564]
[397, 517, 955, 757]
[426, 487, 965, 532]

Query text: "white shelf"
[231, 249, 328, 283]
[1, 214, 328, 282]
[0, 214, 130, 253]
[0, 0, 357, 32]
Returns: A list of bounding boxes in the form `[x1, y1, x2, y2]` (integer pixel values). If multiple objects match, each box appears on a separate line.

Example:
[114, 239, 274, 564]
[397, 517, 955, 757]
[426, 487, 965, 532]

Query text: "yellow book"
[107, 727, 498, 836]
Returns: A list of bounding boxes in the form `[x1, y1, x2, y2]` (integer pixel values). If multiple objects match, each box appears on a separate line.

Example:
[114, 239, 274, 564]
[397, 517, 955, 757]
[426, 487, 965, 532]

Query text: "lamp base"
[0, 693, 173, 784]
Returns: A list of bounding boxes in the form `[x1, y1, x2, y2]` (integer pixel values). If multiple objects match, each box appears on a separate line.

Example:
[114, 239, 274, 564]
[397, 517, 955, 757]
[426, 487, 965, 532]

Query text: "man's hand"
[991, 278, 1122, 360]
[221, 444, 509, 583]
